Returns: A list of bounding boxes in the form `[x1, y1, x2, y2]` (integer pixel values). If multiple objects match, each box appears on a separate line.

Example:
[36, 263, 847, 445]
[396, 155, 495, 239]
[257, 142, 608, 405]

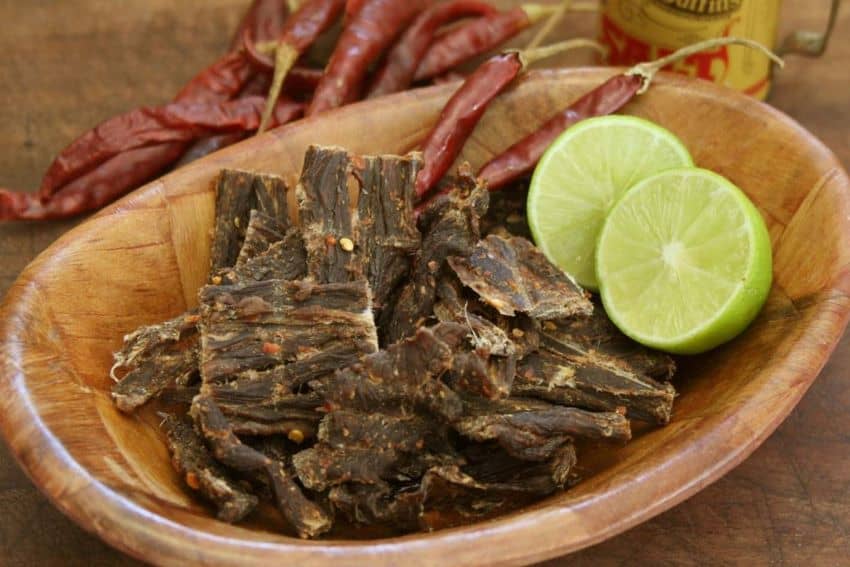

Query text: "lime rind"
[596, 168, 772, 355]
[528, 115, 693, 290]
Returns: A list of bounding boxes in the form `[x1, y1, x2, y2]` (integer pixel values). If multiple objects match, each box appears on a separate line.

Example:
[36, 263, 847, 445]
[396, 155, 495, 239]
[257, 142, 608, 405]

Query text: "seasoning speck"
[339, 237, 355, 252]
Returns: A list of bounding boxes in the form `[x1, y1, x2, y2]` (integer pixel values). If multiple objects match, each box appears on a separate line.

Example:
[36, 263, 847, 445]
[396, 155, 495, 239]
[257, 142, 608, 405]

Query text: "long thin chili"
[307, 0, 429, 116]
[2, 0, 287, 218]
[180, 0, 291, 167]
[257, 0, 345, 131]
[40, 97, 305, 201]
[367, 0, 498, 99]
[413, 4, 559, 82]
[478, 37, 785, 191]
[415, 39, 604, 200]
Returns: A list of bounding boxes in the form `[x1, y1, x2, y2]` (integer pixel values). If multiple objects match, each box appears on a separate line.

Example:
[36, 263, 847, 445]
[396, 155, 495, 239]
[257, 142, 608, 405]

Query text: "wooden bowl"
[2, 68, 849, 566]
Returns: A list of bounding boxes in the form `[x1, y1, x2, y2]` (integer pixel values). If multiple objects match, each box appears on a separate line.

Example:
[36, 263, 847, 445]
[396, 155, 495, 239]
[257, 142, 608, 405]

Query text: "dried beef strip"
[293, 444, 399, 491]
[251, 172, 291, 226]
[198, 279, 377, 384]
[460, 442, 576, 496]
[328, 483, 422, 530]
[209, 170, 260, 274]
[381, 169, 489, 344]
[233, 210, 288, 268]
[318, 411, 448, 454]
[447, 351, 515, 401]
[214, 392, 323, 438]
[111, 312, 200, 412]
[319, 324, 464, 421]
[480, 185, 532, 240]
[219, 230, 308, 285]
[160, 413, 258, 523]
[454, 396, 631, 460]
[541, 310, 676, 381]
[206, 343, 369, 405]
[191, 396, 332, 538]
[296, 146, 360, 283]
[352, 153, 422, 310]
[449, 235, 592, 320]
[515, 348, 676, 425]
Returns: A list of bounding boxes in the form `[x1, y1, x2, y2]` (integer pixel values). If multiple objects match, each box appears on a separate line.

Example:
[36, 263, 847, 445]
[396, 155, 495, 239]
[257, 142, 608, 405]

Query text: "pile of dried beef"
[111, 146, 677, 538]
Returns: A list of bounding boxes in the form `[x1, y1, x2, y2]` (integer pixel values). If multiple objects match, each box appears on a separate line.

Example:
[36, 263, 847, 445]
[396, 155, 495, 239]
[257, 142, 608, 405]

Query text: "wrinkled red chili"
[414, 4, 554, 82]
[476, 37, 785, 191]
[2, 0, 288, 219]
[255, 0, 345, 131]
[415, 53, 524, 199]
[307, 0, 428, 115]
[478, 74, 642, 191]
[416, 39, 602, 200]
[367, 0, 497, 99]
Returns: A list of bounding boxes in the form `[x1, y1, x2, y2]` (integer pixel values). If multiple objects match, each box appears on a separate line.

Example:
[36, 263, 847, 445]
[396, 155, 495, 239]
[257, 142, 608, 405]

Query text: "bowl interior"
[2, 68, 850, 566]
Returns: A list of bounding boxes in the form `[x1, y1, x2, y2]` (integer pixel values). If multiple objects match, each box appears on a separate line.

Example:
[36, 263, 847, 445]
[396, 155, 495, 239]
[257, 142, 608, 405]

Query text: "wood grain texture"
[1, 1, 849, 566]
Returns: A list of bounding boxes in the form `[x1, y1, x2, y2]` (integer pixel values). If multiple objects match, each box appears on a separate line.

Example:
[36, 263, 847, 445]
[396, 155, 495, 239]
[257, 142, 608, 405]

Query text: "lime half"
[596, 168, 772, 355]
[528, 115, 693, 289]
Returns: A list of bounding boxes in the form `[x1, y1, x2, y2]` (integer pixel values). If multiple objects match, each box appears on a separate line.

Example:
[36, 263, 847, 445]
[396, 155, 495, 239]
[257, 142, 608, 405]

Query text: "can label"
[600, 0, 780, 99]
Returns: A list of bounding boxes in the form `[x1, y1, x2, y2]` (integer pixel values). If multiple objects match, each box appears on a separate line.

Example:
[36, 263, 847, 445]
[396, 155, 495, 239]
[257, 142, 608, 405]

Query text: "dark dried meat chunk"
[353, 152, 422, 310]
[251, 172, 291, 227]
[480, 183, 532, 240]
[318, 411, 448, 454]
[206, 343, 369, 405]
[460, 442, 576, 495]
[541, 309, 676, 381]
[191, 396, 332, 538]
[198, 278, 377, 384]
[292, 444, 398, 491]
[296, 146, 360, 283]
[381, 169, 489, 344]
[209, 170, 258, 275]
[319, 324, 464, 421]
[454, 396, 631, 460]
[448, 235, 592, 320]
[219, 229, 308, 286]
[515, 348, 676, 425]
[233, 210, 288, 268]
[160, 413, 257, 523]
[328, 483, 422, 530]
[111, 312, 200, 412]
[449, 235, 593, 319]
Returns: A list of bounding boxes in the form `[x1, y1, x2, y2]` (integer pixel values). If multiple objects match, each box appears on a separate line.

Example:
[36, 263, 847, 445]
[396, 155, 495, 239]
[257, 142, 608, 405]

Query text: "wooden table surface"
[1, 1, 848, 565]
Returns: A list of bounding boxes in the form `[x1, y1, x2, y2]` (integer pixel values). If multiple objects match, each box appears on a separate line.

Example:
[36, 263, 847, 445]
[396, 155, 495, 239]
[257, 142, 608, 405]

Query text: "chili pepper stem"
[258, 43, 299, 133]
[519, 38, 608, 68]
[525, 0, 572, 50]
[628, 37, 785, 94]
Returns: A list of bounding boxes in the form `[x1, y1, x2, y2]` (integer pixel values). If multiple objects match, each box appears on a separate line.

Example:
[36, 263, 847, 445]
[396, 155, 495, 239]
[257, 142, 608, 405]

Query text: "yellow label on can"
[600, 0, 780, 99]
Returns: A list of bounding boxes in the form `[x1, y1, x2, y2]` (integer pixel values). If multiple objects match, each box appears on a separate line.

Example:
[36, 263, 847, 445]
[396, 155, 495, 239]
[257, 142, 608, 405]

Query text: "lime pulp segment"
[528, 115, 693, 290]
[595, 168, 772, 354]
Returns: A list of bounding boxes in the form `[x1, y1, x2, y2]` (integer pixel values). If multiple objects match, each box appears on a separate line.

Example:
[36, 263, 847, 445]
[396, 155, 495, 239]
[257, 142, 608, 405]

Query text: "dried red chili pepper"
[180, 0, 290, 167]
[366, 0, 498, 99]
[255, 0, 346, 131]
[307, 0, 429, 116]
[38, 97, 304, 195]
[230, 0, 290, 51]
[29, 0, 284, 204]
[478, 37, 785, 191]
[415, 39, 603, 199]
[413, 4, 559, 83]
[0, 98, 303, 221]
[345, 0, 367, 20]
[0, 144, 187, 221]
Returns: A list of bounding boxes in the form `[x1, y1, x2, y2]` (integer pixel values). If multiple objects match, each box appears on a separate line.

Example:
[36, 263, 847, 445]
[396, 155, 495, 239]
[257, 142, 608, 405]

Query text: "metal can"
[599, 0, 838, 99]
